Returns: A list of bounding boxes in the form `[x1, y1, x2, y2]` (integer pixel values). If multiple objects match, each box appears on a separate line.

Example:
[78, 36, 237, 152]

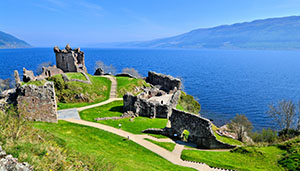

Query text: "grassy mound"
[47, 73, 111, 109]
[145, 138, 176, 152]
[34, 121, 194, 171]
[277, 136, 300, 170]
[181, 146, 285, 171]
[80, 100, 123, 120]
[65, 72, 87, 80]
[0, 111, 112, 170]
[116, 76, 149, 97]
[176, 91, 201, 114]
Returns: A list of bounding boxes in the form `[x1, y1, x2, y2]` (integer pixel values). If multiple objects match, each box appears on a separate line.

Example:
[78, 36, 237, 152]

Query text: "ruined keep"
[167, 109, 235, 149]
[54, 44, 87, 73]
[17, 81, 58, 123]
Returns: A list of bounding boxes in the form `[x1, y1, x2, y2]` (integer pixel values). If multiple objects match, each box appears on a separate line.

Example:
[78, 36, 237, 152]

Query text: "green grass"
[147, 133, 169, 139]
[116, 76, 149, 97]
[98, 117, 168, 134]
[145, 138, 176, 152]
[21, 80, 46, 86]
[80, 100, 123, 121]
[80, 101, 168, 135]
[65, 72, 87, 80]
[181, 146, 285, 171]
[34, 121, 194, 171]
[48, 74, 111, 110]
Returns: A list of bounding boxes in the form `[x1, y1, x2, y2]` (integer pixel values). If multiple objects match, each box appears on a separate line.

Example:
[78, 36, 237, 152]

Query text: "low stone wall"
[61, 72, 91, 84]
[168, 109, 235, 149]
[146, 71, 181, 93]
[17, 81, 58, 123]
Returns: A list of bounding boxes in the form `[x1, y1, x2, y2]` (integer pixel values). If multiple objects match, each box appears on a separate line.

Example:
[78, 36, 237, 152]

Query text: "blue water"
[1, 48, 300, 130]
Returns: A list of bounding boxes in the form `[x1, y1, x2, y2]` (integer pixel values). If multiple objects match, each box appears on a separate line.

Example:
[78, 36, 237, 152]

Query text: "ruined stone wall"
[17, 81, 58, 123]
[146, 71, 181, 93]
[54, 44, 87, 73]
[123, 93, 172, 118]
[168, 109, 235, 149]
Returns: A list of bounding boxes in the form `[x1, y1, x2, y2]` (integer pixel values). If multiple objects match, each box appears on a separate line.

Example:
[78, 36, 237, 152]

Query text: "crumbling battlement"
[54, 44, 87, 73]
[146, 71, 181, 93]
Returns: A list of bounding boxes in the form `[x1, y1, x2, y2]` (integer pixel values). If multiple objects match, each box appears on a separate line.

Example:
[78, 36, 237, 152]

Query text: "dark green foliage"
[277, 137, 300, 171]
[176, 91, 201, 114]
[278, 129, 300, 140]
[251, 128, 278, 143]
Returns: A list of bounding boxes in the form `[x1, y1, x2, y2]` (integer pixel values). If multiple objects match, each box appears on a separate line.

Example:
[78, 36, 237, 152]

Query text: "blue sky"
[1, 0, 300, 47]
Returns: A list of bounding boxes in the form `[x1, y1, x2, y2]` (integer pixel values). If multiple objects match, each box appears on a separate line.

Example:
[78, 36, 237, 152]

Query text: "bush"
[278, 129, 300, 140]
[251, 128, 278, 143]
[277, 137, 300, 171]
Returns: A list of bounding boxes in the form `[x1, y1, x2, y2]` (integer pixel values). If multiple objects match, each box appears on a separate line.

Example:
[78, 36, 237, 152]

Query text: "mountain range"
[118, 16, 300, 50]
[0, 31, 31, 49]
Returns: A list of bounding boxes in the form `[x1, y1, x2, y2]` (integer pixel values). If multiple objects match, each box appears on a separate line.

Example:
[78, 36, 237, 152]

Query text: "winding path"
[58, 75, 226, 171]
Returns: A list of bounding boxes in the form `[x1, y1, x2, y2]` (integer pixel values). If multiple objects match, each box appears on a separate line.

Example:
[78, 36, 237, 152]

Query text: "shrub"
[228, 114, 253, 142]
[277, 136, 300, 171]
[251, 128, 278, 143]
[278, 129, 300, 140]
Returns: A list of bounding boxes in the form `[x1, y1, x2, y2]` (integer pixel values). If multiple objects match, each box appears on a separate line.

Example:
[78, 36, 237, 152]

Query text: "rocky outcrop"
[0, 146, 33, 171]
[22, 68, 35, 83]
[17, 81, 58, 123]
[146, 71, 181, 93]
[54, 44, 87, 73]
[94, 68, 104, 76]
[115, 73, 138, 79]
[0, 88, 17, 111]
[167, 109, 235, 149]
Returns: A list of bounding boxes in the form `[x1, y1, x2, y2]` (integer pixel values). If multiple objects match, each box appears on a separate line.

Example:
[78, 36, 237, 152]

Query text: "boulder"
[94, 67, 104, 76]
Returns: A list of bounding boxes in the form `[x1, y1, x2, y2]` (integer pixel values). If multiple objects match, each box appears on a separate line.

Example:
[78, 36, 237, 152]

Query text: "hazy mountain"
[0, 31, 31, 49]
[120, 16, 300, 50]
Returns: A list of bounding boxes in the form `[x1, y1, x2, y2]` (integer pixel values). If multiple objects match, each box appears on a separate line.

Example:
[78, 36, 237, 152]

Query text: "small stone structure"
[146, 71, 181, 93]
[0, 146, 33, 171]
[22, 68, 35, 82]
[167, 109, 235, 149]
[54, 44, 87, 73]
[40, 65, 64, 78]
[17, 81, 58, 123]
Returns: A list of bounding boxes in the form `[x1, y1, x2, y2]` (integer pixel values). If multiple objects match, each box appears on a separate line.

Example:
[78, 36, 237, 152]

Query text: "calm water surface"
[1, 48, 300, 130]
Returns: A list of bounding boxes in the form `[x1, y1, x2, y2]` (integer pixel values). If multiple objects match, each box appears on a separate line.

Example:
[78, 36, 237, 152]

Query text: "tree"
[122, 68, 142, 78]
[36, 61, 53, 75]
[267, 100, 299, 131]
[95, 61, 116, 75]
[228, 114, 253, 142]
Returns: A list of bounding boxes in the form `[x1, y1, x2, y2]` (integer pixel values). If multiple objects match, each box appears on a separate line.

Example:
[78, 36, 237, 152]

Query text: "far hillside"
[0, 31, 31, 48]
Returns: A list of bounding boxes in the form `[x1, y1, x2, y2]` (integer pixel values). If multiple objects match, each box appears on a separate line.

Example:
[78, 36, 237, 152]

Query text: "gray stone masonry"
[146, 71, 181, 93]
[54, 44, 87, 73]
[168, 109, 235, 149]
[17, 81, 58, 123]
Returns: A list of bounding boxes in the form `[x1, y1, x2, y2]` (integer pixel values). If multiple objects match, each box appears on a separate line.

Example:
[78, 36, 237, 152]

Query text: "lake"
[1, 47, 300, 130]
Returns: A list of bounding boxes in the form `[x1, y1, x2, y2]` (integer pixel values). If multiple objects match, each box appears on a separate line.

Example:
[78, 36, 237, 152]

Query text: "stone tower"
[53, 44, 87, 73]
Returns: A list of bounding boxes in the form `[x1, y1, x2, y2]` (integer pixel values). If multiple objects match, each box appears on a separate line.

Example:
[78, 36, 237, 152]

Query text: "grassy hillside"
[116, 76, 149, 97]
[0, 31, 31, 49]
[182, 146, 285, 171]
[47, 73, 111, 109]
[34, 121, 194, 171]
[176, 91, 201, 114]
